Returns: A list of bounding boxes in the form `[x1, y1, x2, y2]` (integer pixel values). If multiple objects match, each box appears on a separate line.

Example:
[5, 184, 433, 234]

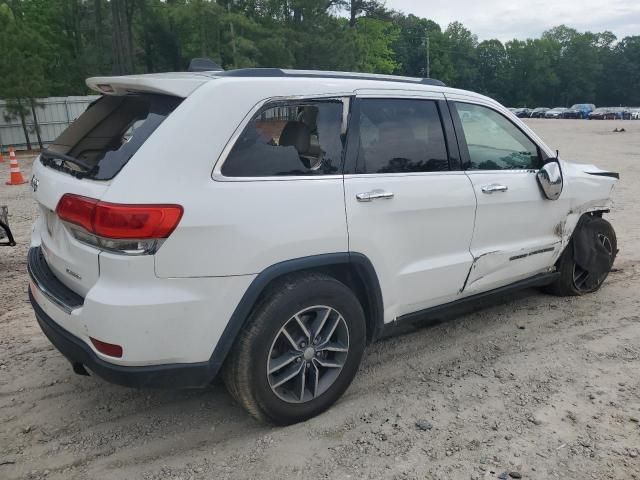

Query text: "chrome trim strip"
[343, 171, 467, 179]
[509, 246, 556, 262]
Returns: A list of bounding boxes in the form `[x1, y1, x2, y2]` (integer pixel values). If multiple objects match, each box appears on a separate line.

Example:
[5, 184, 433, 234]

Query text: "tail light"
[56, 194, 183, 255]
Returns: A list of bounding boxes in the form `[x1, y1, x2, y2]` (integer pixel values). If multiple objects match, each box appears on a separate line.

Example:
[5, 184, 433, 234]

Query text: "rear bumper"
[26, 245, 255, 388]
[29, 288, 216, 388]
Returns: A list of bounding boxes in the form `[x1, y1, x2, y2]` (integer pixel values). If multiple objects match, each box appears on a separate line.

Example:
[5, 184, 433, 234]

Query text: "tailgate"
[32, 161, 109, 297]
[31, 92, 182, 297]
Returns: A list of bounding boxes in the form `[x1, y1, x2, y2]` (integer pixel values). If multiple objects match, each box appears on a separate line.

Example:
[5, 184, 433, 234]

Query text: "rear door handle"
[481, 184, 508, 194]
[356, 189, 394, 202]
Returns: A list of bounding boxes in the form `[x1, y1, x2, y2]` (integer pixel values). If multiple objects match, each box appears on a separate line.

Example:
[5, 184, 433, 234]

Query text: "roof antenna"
[188, 58, 224, 72]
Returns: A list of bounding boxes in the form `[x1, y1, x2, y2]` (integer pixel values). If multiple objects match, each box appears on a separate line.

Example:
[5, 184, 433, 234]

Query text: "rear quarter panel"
[101, 79, 351, 277]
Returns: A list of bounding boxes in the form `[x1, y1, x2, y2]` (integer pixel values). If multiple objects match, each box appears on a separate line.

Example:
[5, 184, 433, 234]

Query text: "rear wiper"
[41, 149, 93, 171]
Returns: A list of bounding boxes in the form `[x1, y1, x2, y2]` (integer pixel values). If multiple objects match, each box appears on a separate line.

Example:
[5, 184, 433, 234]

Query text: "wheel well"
[248, 260, 383, 344]
[316, 263, 381, 343]
[209, 254, 384, 380]
[555, 210, 612, 266]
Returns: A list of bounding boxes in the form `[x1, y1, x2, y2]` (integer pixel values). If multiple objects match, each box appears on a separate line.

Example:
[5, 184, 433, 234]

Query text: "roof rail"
[213, 68, 446, 87]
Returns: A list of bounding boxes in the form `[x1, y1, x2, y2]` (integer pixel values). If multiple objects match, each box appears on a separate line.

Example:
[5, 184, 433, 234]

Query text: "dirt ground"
[1, 119, 639, 480]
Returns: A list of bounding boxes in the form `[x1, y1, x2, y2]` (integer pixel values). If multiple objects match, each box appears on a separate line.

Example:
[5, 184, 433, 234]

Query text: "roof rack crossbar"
[213, 68, 446, 87]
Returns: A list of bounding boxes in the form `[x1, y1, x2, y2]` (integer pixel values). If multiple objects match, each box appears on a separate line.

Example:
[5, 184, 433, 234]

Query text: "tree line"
[1, 0, 639, 147]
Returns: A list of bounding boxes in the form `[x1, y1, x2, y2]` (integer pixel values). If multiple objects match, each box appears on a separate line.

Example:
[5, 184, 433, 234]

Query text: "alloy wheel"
[267, 305, 349, 403]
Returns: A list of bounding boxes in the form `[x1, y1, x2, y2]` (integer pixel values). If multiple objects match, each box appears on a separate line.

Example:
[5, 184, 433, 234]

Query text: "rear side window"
[42, 94, 181, 180]
[221, 100, 344, 177]
[355, 99, 449, 174]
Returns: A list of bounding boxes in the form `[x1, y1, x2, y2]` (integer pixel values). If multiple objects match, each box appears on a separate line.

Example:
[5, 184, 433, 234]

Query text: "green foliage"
[351, 17, 399, 74]
[0, 1, 638, 108]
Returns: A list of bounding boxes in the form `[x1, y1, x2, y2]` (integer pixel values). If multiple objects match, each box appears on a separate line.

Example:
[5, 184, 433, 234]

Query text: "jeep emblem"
[31, 175, 39, 192]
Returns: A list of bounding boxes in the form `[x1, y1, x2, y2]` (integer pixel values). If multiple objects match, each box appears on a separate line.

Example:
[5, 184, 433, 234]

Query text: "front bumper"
[29, 289, 216, 388]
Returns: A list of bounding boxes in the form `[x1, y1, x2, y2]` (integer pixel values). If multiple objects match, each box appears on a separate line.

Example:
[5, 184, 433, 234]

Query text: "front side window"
[355, 98, 449, 174]
[455, 102, 541, 171]
[221, 100, 344, 177]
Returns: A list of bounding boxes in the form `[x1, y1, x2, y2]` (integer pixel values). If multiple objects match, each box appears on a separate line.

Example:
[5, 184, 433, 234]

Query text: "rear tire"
[545, 216, 617, 296]
[222, 272, 366, 425]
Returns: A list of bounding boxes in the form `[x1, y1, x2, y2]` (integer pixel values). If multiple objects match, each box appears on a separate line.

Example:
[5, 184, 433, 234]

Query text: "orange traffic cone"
[0, 150, 4, 163]
[5, 148, 27, 185]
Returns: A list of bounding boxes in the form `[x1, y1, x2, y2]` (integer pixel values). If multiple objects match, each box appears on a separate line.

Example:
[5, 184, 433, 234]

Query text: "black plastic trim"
[30, 251, 383, 388]
[31, 252, 562, 389]
[205, 252, 385, 376]
[447, 100, 472, 170]
[438, 99, 462, 171]
[29, 290, 214, 388]
[586, 171, 620, 179]
[379, 272, 560, 338]
[342, 97, 361, 175]
[28, 247, 84, 312]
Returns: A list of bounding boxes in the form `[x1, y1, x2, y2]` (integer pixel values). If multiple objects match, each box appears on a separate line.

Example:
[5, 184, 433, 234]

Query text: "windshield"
[43, 94, 182, 180]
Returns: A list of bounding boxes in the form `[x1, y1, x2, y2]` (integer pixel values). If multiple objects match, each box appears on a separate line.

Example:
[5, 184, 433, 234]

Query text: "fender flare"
[205, 252, 384, 380]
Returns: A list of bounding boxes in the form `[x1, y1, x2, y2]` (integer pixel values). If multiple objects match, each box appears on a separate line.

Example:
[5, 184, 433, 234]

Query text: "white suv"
[28, 68, 619, 424]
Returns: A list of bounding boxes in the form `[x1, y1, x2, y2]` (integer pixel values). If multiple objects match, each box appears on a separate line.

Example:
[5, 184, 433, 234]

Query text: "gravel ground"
[1, 119, 639, 480]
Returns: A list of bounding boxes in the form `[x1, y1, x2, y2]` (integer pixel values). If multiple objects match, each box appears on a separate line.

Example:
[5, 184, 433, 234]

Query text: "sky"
[384, 0, 640, 42]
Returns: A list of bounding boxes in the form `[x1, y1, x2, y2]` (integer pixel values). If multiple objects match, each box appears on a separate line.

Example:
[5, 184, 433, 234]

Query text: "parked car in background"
[563, 104, 596, 119]
[530, 107, 550, 118]
[628, 108, 640, 120]
[589, 108, 608, 120]
[545, 107, 569, 119]
[514, 108, 533, 118]
[589, 107, 625, 120]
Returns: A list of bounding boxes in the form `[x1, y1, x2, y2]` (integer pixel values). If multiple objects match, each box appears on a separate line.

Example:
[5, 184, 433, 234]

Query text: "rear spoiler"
[86, 73, 211, 98]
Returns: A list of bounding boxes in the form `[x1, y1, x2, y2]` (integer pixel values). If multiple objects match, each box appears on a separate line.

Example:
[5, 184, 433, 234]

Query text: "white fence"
[0, 96, 99, 152]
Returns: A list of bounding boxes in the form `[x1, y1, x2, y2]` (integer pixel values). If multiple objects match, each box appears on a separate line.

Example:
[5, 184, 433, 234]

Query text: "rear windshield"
[42, 94, 181, 180]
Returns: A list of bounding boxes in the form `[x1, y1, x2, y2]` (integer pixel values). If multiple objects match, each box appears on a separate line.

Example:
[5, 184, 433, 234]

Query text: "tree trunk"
[124, 0, 136, 73]
[228, 4, 237, 68]
[111, 0, 124, 74]
[17, 99, 32, 151]
[94, 0, 104, 72]
[111, 0, 135, 74]
[30, 101, 43, 150]
[350, 1, 358, 27]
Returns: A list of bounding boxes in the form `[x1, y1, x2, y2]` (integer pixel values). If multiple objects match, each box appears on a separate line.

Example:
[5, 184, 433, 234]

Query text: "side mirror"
[537, 160, 563, 200]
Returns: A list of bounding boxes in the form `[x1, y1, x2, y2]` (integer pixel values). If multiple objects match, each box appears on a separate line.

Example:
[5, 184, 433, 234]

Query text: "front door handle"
[481, 184, 509, 194]
[356, 189, 394, 202]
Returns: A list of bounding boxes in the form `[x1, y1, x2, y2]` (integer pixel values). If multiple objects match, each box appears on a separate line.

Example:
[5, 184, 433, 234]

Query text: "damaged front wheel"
[545, 215, 617, 296]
